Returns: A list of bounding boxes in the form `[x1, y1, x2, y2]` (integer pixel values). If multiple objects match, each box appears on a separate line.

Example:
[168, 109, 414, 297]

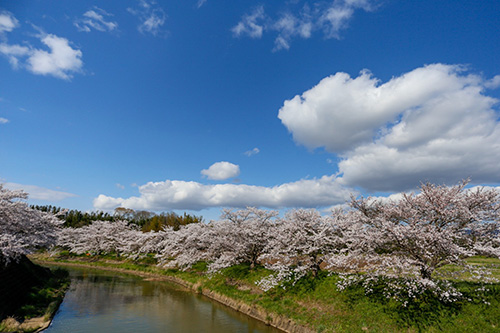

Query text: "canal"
[44, 266, 281, 333]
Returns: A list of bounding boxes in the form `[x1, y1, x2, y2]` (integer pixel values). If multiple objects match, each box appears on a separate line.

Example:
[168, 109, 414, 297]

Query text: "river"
[44, 266, 281, 332]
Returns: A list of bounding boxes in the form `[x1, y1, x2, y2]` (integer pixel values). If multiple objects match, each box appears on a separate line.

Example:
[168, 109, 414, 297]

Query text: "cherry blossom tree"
[0, 185, 63, 265]
[204, 207, 278, 273]
[118, 228, 169, 259]
[58, 220, 138, 256]
[258, 209, 342, 290]
[155, 222, 212, 270]
[329, 180, 500, 303]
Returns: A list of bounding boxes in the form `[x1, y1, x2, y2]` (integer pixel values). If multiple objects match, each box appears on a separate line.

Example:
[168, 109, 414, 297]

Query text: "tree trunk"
[420, 266, 433, 279]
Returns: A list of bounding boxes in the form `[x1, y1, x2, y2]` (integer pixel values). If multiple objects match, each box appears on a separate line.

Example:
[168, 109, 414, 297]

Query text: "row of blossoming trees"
[2, 181, 500, 304]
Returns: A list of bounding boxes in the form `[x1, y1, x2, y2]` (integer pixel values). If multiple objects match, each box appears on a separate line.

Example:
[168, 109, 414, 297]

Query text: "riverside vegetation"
[2, 180, 500, 332]
[0, 255, 69, 332]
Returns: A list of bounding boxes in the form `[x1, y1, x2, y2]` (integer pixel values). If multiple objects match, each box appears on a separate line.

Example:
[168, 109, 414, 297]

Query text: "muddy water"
[44, 266, 280, 333]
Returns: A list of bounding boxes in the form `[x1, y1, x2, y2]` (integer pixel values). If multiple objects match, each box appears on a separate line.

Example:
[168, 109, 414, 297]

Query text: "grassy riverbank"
[31, 253, 500, 332]
[0, 256, 69, 333]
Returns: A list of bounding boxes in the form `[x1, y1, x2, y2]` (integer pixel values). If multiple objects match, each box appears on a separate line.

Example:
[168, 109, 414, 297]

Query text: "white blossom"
[0, 184, 62, 265]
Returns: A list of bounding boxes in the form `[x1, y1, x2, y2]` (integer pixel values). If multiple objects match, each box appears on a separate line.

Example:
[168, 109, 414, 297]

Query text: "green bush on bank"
[16, 268, 69, 320]
[0, 257, 69, 333]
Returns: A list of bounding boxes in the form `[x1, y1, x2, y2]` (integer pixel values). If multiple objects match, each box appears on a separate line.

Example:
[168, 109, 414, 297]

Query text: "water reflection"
[44, 266, 280, 333]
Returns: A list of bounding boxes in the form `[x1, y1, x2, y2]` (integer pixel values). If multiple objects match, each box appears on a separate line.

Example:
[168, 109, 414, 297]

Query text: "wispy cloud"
[232, 6, 265, 39]
[128, 0, 167, 36]
[232, 0, 376, 51]
[0, 117, 9, 124]
[0, 10, 18, 34]
[0, 43, 29, 68]
[4, 182, 77, 201]
[244, 147, 260, 157]
[74, 7, 118, 33]
[196, 0, 207, 9]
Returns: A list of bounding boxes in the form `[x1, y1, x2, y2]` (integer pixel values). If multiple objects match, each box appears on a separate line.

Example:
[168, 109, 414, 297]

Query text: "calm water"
[43, 266, 281, 333]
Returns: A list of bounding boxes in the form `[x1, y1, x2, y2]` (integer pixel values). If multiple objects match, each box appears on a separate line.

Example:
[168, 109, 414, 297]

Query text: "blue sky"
[1, 0, 499, 221]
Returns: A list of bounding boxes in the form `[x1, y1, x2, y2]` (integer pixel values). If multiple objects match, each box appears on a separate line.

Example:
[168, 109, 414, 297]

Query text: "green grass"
[1, 263, 70, 333]
[31, 253, 500, 332]
[437, 256, 500, 282]
[15, 268, 70, 320]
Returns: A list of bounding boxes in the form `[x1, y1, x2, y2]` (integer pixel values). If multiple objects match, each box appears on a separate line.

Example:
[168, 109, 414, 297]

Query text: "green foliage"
[220, 263, 252, 280]
[30, 205, 203, 230]
[31, 205, 115, 228]
[29, 205, 62, 215]
[2, 264, 69, 322]
[141, 212, 203, 232]
[135, 253, 158, 265]
[282, 271, 329, 295]
[189, 261, 208, 272]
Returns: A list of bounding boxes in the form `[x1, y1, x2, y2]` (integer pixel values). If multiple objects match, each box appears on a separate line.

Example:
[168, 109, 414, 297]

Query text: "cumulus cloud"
[93, 176, 354, 211]
[0, 12, 83, 80]
[485, 75, 500, 89]
[0, 117, 8, 124]
[279, 64, 500, 191]
[232, 0, 375, 51]
[27, 34, 83, 79]
[74, 7, 118, 33]
[244, 147, 260, 157]
[128, 0, 166, 36]
[4, 182, 77, 201]
[201, 161, 240, 180]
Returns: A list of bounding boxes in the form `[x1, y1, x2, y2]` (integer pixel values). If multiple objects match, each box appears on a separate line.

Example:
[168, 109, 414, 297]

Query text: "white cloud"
[244, 147, 260, 157]
[0, 11, 18, 34]
[232, 6, 265, 39]
[4, 182, 77, 201]
[485, 75, 500, 89]
[196, 0, 207, 9]
[272, 13, 313, 51]
[74, 7, 118, 33]
[93, 176, 354, 211]
[232, 0, 375, 51]
[319, 0, 372, 39]
[93, 194, 125, 210]
[0, 43, 30, 67]
[128, 0, 166, 36]
[27, 34, 83, 80]
[116, 183, 125, 190]
[0, 117, 8, 124]
[279, 64, 500, 191]
[201, 161, 240, 180]
[0, 12, 83, 80]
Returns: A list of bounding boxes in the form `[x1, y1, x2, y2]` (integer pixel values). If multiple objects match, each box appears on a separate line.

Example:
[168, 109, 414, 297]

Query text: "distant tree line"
[30, 205, 202, 231]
